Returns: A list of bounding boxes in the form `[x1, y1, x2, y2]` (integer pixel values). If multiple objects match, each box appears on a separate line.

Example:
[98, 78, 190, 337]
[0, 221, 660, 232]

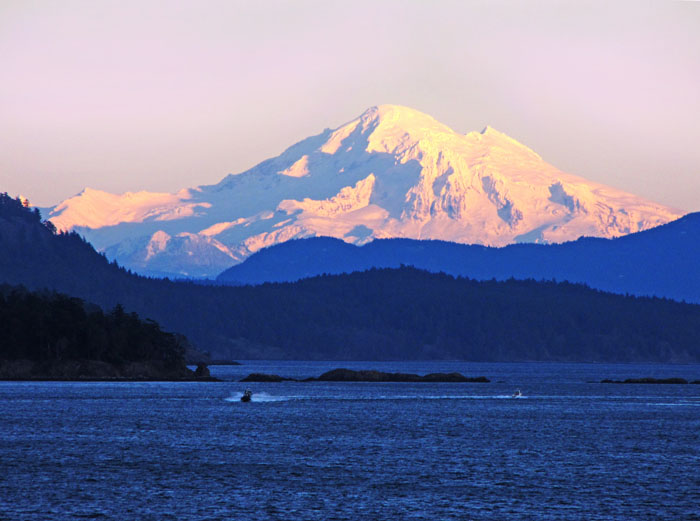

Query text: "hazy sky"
[1, 0, 699, 210]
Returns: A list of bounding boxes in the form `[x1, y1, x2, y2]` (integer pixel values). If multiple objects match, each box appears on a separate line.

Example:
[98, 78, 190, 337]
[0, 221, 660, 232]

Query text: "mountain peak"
[359, 107, 537, 159]
[318, 104, 452, 155]
[357, 104, 456, 135]
[362, 104, 435, 120]
[47, 105, 683, 277]
[468, 124, 514, 141]
[463, 125, 541, 160]
[337, 104, 462, 158]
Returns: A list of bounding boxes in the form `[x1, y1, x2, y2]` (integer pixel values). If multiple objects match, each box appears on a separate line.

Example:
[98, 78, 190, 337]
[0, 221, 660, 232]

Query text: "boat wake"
[646, 400, 700, 407]
[380, 394, 527, 400]
[225, 393, 528, 403]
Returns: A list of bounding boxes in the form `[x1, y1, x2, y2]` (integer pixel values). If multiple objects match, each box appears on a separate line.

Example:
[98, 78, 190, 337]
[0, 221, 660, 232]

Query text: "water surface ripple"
[1, 362, 699, 520]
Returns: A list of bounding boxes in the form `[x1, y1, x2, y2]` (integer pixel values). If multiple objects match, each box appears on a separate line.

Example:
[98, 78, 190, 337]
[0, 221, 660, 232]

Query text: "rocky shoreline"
[241, 368, 490, 383]
[601, 377, 699, 384]
[0, 359, 219, 381]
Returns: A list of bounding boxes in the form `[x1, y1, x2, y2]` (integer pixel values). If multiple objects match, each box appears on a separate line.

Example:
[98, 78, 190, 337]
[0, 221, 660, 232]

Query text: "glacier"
[47, 105, 683, 278]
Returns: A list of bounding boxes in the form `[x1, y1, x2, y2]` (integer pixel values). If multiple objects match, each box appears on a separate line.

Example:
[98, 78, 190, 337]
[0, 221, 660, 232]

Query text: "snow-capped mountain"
[47, 105, 683, 278]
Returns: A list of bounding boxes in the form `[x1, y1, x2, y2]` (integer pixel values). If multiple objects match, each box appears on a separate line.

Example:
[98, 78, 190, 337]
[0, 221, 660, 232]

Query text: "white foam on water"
[371, 394, 527, 400]
[225, 391, 295, 403]
[225, 392, 536, 403]
[646, 402, 700, 407]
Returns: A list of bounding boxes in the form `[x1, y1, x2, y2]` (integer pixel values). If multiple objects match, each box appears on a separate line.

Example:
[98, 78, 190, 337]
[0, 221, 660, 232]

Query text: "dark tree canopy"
[2, 192, 700, 362]
[0, 284, 196, 379]
[0, 285, 185, 366]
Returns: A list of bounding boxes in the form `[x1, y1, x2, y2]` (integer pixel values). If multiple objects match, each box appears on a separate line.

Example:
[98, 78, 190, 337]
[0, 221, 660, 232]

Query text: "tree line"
[0, 284, 186, 368]
[2, 191, 700, 362]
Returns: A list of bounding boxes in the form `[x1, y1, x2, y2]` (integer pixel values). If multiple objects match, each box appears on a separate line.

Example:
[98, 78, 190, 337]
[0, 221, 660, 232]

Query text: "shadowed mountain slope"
[3, 193, 699, 362]
[217, 213, 700, 303]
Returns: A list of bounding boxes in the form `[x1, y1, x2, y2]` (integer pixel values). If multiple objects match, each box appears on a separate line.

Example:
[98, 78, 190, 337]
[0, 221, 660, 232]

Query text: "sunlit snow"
[47, 105, 683, 278]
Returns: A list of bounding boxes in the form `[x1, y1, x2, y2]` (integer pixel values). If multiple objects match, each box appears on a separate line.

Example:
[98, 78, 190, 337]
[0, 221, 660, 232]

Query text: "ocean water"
[1, 361, 699, 520]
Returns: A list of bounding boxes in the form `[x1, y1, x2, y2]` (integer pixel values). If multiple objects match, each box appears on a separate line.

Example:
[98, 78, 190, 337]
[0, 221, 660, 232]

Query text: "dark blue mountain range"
[3, 193, 700, 362]
[217, 213, 700, 303]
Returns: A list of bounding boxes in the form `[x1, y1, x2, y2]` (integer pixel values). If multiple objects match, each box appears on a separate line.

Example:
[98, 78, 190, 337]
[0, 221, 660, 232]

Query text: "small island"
[601, 377, 691, 385]
[241, 368, 490, 383]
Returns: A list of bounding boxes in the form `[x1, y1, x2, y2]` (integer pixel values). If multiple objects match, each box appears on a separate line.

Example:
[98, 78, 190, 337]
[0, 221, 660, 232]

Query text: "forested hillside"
[217, 215, 700, 304]
[0, 284, 195, 379]
[211, 268, 700, 362]
[2, 193, 700, 362]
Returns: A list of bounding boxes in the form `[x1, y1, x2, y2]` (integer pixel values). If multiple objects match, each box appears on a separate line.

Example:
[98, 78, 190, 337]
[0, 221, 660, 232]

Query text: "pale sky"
[1, 0, 699, 211]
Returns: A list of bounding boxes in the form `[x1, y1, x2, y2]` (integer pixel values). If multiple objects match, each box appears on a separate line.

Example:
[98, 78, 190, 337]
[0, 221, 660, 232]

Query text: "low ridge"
[3, 193, 700, 362]
[216, 212, 700, 304]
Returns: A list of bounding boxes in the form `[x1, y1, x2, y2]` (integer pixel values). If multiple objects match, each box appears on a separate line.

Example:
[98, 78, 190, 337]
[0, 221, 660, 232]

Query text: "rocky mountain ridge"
[47, 105, 682, 277]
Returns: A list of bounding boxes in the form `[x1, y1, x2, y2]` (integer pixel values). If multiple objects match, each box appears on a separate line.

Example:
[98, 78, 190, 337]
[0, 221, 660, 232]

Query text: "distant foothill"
[2, 192, 700, 364]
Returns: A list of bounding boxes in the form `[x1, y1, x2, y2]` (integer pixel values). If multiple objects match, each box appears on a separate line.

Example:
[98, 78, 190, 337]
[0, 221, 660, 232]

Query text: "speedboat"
[241, 389, 253, 402]
[512, 389, 522, 398]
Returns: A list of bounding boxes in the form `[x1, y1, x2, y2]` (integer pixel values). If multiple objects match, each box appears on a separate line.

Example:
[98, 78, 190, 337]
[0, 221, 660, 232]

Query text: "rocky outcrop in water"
[0, 359, 218, 381]
[601, 377, 689, 384]
[194, 363, 211, 378]
[308, 369, 489, 383]
[239, 369, 490, 383]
